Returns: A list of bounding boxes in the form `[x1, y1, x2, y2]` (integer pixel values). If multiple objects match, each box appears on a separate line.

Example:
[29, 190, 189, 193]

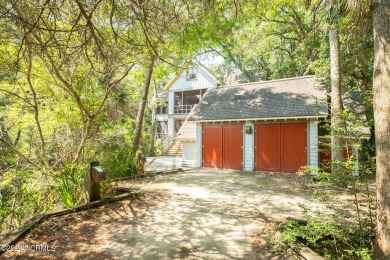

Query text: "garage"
[202, 125, 243, 169]
[255, 123, 307, 173]
[187, 76, 331, 173]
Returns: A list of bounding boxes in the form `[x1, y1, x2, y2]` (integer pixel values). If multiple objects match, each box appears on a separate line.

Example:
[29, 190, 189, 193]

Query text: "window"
[157, 105, 167, 114]
[186, 67, 197, 80]
[175, 119, 184, 133]
[156, 121, 168, 140]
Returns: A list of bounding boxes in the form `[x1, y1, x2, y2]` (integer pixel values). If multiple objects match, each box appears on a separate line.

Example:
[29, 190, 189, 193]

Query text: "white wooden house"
[155, 60, 219, 166]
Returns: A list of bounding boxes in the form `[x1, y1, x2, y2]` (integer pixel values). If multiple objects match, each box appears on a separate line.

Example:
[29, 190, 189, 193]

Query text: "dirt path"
[2, 169, 335, 259]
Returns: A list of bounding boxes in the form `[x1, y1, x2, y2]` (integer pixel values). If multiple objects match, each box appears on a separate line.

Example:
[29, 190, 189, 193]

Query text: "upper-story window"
[174, 89, 206, 114]
[186, 67, 197, 80]
[157, 105, 167, 114]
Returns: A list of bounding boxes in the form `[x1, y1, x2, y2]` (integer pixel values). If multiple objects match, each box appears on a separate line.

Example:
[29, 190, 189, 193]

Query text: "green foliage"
[55, 164, 84, 208]
[274, 217, 374, 259]
[0, 170, 54, 233]
[154, 139, 163, 156]
[101, 145, 137, 179]
[273, 145, 376, 259]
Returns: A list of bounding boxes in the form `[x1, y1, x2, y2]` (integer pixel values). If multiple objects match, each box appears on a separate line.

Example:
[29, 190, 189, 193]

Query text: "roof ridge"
[220, 75, 315, 88]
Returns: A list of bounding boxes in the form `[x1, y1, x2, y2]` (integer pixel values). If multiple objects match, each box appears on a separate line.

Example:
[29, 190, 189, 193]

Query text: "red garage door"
[202, 125, 243, 170]
[280, 123, 307, 172]
[254, 124, 280, 172]
[255, 123, 307, 173]
[202, 125, 223, 168]
[222, 125, 243, 169]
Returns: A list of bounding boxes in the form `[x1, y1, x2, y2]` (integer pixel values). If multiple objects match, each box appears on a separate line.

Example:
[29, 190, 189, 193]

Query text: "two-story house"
[155, 60, 219, 166]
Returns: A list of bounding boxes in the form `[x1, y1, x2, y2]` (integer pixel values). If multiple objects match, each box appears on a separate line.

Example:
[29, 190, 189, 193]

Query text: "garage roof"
[176, 119, 196, 140]
[187, 76, 328, 122]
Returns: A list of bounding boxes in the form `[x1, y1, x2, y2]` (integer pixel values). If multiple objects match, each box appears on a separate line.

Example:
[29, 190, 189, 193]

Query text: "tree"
[149, 81, 158, 155]
[329, 2, 345, 182]
[373, 0, 390, 258]
[132, 57, 155, 155]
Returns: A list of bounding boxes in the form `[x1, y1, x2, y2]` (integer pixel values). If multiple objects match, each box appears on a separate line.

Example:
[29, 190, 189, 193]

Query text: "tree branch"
[0, 137, 45, 173]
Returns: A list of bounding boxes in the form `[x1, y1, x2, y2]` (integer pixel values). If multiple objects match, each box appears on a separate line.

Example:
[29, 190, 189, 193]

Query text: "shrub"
[101, 144, 137, 179]
[55, 163, 84, 208]
[0, 170, 54, 233]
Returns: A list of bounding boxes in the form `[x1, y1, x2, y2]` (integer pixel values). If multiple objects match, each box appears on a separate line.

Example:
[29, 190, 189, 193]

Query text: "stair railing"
[162, 132, 176, 154]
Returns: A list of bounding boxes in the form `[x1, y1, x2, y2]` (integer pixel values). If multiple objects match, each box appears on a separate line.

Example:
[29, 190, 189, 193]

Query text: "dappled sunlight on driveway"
[2, 169, 324, 259]
[96, 169, 331, 259]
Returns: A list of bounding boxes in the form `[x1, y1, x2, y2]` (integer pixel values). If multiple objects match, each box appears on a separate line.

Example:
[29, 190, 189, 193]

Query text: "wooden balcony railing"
[174, 105, 194, 114]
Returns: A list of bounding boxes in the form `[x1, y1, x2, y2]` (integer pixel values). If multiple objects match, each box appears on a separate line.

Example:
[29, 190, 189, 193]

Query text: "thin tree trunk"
[26, 43, 50, 169]
[149, 81, 158, 155]
[373, 0, 390, 258]
[329, 29, 344, 182]
[73, 117, 93, 164]
[132, 57, 155, 155]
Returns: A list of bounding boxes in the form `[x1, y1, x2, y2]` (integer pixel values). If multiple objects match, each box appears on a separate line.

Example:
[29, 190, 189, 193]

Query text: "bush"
[101, 144, 137, 179]
[55, 163, 84, 208]
[274, 217, 375, 259]
[272, 152, 376, 259]
[0, 170, 54, 233]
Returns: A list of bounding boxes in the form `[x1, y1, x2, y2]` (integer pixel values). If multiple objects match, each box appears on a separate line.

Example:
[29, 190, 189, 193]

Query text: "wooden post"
[85, 162, 102, 202]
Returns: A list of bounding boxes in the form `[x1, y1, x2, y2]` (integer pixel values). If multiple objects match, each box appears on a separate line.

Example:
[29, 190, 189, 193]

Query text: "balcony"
[173, 89, 206, 115]
[174, 104, 195, 114]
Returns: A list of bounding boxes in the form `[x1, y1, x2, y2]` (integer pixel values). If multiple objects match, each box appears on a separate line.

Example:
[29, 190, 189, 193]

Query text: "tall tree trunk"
[132, 57, 155, 155]
[149, 81, 158, 155]
[329, 29, 344, 182]
[373, 0, 390, 258]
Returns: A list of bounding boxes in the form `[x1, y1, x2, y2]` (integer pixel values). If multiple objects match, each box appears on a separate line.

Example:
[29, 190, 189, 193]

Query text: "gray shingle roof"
[176, 119, 196, 140]
[187, 76, 328, 122]
[342, 91, 371, 137]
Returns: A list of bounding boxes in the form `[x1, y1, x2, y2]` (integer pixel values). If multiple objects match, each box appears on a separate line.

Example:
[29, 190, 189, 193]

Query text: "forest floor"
[2, 169, 374, 259]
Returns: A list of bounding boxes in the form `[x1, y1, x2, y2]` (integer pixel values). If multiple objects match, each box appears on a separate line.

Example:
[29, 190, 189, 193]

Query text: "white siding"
[195, 123, 202, 167]
[168, 92, 174, 115]
[169, 68, 217, 92]
[182, 142, 197, 167]
[308, 119, 319, 170]
[156, 114, 168, 121]
[244, 123, 254, 171]
[167, 66, 217, 139]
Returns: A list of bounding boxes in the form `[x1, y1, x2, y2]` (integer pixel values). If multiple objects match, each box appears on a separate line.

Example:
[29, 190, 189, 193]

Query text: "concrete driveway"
[145, 156, 183, 172]
[102, 169, 330, 259]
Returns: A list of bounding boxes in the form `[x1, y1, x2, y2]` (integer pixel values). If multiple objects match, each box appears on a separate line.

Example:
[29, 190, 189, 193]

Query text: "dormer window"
[186, 67, 197, 80]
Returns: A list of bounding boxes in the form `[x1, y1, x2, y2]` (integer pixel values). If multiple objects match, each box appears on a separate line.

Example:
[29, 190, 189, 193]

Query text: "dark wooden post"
[85, 162, 105, 202]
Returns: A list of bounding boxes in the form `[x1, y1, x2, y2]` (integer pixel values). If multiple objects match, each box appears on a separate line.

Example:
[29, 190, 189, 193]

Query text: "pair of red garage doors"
[202, 123, 307, 173]
[202, 125, 243, 169]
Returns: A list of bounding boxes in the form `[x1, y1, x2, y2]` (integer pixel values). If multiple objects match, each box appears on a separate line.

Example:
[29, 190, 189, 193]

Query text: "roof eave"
[163, 59, 220, 91]
[188, 115, 328, 123]
[163, 60, 191, 91]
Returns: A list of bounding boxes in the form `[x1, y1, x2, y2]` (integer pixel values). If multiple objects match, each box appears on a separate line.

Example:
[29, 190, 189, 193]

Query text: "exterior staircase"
[163, 139, 182, 156]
